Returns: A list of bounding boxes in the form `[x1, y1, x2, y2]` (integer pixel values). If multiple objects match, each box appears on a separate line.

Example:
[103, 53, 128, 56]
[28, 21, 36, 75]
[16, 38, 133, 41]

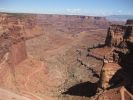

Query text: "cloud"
[66, 8, 81, 14]
[0, 8, 8, 12]
[0, 8, 6, 10]
[126, 10, 133, 15]
[0, 8, 17, 13]
[117, 10, 123, 14]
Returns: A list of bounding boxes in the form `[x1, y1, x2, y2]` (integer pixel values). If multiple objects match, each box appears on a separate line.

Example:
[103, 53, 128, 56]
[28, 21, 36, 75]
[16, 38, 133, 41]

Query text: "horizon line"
[1, 11, 133, 17]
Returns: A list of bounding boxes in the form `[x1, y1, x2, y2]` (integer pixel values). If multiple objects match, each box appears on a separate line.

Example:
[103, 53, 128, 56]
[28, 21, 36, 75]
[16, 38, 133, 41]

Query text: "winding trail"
[24, 62, 44, 89]
[0, 88, 31, 100]
[21, 91, 43, 100]
[23, 62, 45, 100]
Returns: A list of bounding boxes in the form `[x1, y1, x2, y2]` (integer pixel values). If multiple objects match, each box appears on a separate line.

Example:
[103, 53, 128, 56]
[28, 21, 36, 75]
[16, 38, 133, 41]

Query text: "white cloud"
[117, 10, 123, 14]
[127, 10, 133, 15]
[66, 8, 81, 14]
[0, 8, 6, 11]
[0, 8, 8, 12]
[0, 8, 18, 13]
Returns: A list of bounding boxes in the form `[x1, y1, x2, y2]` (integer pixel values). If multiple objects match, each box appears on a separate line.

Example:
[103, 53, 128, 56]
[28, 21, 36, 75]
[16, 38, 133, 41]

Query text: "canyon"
[0, 12, 133, 100]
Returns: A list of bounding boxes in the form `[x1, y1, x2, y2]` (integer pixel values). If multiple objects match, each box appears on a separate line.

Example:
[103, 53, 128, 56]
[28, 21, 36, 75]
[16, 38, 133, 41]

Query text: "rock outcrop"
[100, 63, 121, 89]
[98, 86, 133, 100]
[105, 24, 133, 48]
[88, 19, 133, 99]
[126, 19, 133, 25]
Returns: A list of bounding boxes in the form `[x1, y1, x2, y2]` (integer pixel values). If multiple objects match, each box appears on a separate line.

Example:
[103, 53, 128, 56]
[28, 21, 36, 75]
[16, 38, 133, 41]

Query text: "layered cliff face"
[0, 14, 27, 66]
[88, 20, 133, 99]
[126, 19, 133, 25]
[105, 25, 125, 47]
[101, 21, 133, 91]
[105, 24, 133, 47]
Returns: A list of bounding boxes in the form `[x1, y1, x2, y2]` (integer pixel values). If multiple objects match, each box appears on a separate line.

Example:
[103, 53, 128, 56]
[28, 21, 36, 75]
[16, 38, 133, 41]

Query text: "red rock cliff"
[0, 14, 27, 66]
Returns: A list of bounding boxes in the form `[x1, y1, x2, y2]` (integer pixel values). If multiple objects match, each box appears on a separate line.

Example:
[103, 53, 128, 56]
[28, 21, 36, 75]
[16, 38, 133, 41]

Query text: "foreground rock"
[88, 19, 133, 99]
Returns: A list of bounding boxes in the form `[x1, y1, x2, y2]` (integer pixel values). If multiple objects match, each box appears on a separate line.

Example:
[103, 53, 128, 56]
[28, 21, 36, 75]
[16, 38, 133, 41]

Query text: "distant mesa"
[107, 15, 133, 21]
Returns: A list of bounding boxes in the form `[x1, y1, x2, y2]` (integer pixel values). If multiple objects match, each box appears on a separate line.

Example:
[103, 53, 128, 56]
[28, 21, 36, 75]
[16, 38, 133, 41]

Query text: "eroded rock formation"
[0, 14, 27, 66]
[88, 19, 133, 99]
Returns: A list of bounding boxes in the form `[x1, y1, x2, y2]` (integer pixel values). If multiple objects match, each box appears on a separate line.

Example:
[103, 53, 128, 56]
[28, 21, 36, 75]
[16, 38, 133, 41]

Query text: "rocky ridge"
[88, 19, 133, 100]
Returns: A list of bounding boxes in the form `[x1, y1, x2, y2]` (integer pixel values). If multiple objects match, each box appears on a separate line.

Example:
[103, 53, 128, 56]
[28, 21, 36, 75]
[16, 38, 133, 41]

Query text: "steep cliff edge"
[0, 14, 27, 66]
[126, 19, 133, 25]
[88, 20, 133, 100]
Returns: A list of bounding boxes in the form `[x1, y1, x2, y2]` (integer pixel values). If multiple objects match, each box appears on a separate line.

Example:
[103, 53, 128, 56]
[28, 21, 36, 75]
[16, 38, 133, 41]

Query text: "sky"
[0, 0, 133, 16]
